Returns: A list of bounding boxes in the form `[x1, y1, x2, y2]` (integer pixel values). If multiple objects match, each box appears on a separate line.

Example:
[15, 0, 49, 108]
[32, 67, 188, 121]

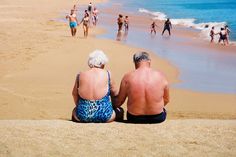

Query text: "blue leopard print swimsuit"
[76, 71, 113, 122]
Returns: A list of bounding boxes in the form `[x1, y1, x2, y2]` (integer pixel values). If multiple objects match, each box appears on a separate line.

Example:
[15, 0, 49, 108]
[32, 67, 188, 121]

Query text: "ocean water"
[97, 0, 236, 94]
[111, 0, 236, 41]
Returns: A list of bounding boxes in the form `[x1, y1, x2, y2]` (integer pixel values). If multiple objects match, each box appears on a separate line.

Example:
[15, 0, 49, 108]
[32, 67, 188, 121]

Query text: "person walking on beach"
[80, 13, 90, 38]
[92, 7, 99, 26]
[225, 25, 231, 45]
[218, 27, 227, 46]
[162, 18, 172, 36]
[150, 21, 158, 35]
[72, 4, 78, 13]
[114, 52, 169, 124]
[124, 16, 129, 32]
[88, 2, 92, 15]
[66, 9, 78, 37]
[72, 50, 123, 123]
[210, 26, 215, 43]
[117, 14, 124, 32]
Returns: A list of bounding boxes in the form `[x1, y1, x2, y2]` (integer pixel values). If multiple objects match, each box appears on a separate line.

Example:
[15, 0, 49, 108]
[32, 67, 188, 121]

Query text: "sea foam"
[138, 8, 231, 43]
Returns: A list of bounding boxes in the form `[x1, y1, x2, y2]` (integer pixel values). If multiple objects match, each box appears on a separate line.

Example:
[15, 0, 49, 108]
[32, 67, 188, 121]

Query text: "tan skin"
[66, 10, 78, 37]
[80, 14, 90, 38]
[72, 65, 118, 122]
[114, 60, 169, 115]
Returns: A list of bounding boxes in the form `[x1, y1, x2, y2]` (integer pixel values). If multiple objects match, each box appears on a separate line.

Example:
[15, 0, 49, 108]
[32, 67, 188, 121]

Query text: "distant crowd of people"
[210, 25, 231, 46]
[116, 14, 173, 38]
[117, 14, 129, 32]
[66, 2, 99, 38]
[150, 18, 172, 36]
[65, 2, 231, 45]
[116, 14, 129, 41]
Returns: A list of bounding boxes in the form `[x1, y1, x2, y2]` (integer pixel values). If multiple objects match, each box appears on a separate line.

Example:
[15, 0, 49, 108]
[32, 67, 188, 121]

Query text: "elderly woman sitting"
[72, 50, 120, 123]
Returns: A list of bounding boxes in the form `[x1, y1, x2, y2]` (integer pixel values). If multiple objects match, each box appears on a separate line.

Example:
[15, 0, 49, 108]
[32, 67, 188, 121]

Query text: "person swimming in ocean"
[150, 21, 158, 35]
[66, 9, 78, 37]
[209, 26, 215, 43]
[162, 18, 172, 36]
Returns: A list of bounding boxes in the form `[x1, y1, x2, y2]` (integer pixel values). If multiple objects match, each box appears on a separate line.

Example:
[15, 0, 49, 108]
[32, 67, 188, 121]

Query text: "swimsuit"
[83, 17, 89, 26]
[70, 21, 77, 28]
[127, 108, 167, 124]
[220, 31, 227, 40]
[76, 71, 113, 122]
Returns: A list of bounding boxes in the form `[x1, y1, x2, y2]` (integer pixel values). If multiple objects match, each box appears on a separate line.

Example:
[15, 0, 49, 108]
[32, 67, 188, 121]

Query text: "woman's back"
[78, 68, 109, 100]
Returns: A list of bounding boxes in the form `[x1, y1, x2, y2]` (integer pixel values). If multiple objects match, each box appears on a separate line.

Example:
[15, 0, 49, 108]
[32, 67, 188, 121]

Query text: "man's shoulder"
[122, 70, 135, 80]
[151, 69, 167, 78]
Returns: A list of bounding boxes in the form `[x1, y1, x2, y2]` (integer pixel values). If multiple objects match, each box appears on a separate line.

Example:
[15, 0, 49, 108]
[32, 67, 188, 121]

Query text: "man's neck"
[135, 61, 150, 69]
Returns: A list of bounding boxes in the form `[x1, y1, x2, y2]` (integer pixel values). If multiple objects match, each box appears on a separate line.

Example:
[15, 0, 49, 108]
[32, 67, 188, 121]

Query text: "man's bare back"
[115, 52, 169, 123]
[124, 67, 168, 115]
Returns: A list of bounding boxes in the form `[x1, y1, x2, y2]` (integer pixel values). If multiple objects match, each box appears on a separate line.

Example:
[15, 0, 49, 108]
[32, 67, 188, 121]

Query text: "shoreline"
[107, 0, 236, 45]
[97, 2, 236, 94]
[99, 1, 236, 51]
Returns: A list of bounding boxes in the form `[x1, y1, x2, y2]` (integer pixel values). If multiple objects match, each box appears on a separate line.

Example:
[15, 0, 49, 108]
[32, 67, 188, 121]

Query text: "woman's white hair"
[88, 50, 109, 68]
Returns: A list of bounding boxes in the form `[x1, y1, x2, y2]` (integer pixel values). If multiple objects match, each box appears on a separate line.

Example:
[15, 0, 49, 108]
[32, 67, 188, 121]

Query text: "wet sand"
[98, 3, 236, 94]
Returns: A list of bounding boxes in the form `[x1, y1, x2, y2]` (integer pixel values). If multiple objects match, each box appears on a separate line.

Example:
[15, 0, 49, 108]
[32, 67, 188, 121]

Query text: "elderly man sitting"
[114, 52, 170, 123]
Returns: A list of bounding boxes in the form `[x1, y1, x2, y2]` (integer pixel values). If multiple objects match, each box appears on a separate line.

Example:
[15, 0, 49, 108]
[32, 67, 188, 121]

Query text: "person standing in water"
[209, 26, 215, 43]
[124, 16, 129, 32]
[150, 21, 158, 35]
[225, 25, 231, 45]
[117, 14, 124, 32]
[66, 9, 78, 37]
[218, 27, 227, 46]
[162, 18, 172, 36]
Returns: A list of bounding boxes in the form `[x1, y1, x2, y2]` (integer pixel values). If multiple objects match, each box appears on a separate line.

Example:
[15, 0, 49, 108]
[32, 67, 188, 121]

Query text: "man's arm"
[163, 82, 170, 106]
[114, 75, 128, 107]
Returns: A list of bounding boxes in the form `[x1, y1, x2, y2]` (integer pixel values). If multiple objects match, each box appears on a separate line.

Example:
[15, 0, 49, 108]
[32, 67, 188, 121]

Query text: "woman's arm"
[108, 72, 119, 106]
[72, 74, 80, 105]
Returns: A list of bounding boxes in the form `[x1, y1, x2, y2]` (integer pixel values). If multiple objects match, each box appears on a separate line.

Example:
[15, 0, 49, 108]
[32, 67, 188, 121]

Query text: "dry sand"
[0, 0, 236, 156]
[0, 120, 236, 157]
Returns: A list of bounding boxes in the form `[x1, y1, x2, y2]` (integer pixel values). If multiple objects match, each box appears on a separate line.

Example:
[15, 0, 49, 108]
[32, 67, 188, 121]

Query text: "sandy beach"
[0, 0, 236, 156]
[1, 120, 236, 157]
